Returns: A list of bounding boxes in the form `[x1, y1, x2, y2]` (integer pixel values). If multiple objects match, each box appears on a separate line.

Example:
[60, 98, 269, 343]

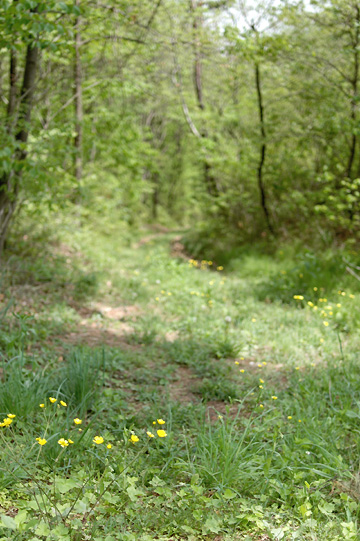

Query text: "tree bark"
[346, 4, 360, 179]
[74, 0, 83, 186]
[0, 43, 39, 253]
[255, 62, 274, 235]
[7, 48, 18, 126]
[190, 0, 219, 197]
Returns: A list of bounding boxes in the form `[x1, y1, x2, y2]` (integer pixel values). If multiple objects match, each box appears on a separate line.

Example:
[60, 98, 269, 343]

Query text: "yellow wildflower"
[147, 431, 155, 438]
[7, 414, 15, 419]
[2, 418, 12, 426]
[60, 401, 67, 407]
[68, 439, 74, 444]
[240, 369, 245, 373]
[323, 321, 329, 327]
[36, 437, 47, 446]
[74, 418, 82, 425]
[39, 404, 45, 408]
[107, 444, 112, 449]
[58, 438, 69, 448]
[271, 396, 278, 400]
[259, 385, 263, 389]
[288, 416, 292, 420]
[157, 430, 167, 438]
[130, 434, 139, 444]
[293, 295, 304, 300]
[49, 397, 57, 403]
[93, 436, 104, 445]
[157, 419, 165, 425]
[259, 404, 264, 408]
[259, 379, 264, 383]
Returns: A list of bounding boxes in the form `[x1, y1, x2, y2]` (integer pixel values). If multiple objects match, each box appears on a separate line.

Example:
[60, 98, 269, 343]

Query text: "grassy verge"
[0, 224, 359, 540]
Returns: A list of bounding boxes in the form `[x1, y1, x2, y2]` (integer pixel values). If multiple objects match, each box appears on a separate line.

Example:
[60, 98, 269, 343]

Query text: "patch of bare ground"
[168, 366, 198, 403]
[61, 323, 135, 348]
[170, 235, 189, 260]
[205, 401, 243, 422]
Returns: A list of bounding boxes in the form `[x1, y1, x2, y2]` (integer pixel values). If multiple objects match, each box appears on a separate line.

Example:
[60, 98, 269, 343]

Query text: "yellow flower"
[259, 404, 264, 408]
[107, 444, 112, 449]
[93, 436, 104, 445]
[307, 301, 314, 307]
[259, 379, 264, 383]
[252, 318, 257, 322]
[60, 401, 67, 407]
[49, 397, 57, 403]
[295, 367, 300, 370]
[323, 321, 329, 327]
[257, 364, 262, 368]
[287, 416, 292, 420]
[130, 434, 139, 444]
[217, 266, 223, 271]
[234, 361, 239, 365]
[157, 430, 167, 438]
[336, 303, 341, 308]
[259, 385, 263, 389]
[68, 439, 74, 444]
[240, 369, 245, 373]
[7, 414, 15, 419]
[157, 419, 165, 425]
[271, 396, 278, 400]
[74, 418, 82, 425]
[152, 421, 156, 425]
[298, 419, 302, 423]
[313, 287, 318, 291]
[349, 294, 355, 299]
[147, 431, 155, 438]
[39, 404, 45, 408]
[2, 418, 12, 426]
[58, 438, 69, 448]
[293, 295, 304, 300]
[36, 437, 47, 446]
[262, 362, 267, 366]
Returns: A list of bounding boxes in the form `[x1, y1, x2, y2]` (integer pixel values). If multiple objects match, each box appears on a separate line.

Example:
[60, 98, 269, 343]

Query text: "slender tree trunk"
[152, 172, 159, 220]
[74, 0, 83, 187]
[0, 43, 39, 253]
[7, 48, 18, 127]
[347, 4, 360, 180]
[255, 62, 274, 235]
[190, 0, 219, 198]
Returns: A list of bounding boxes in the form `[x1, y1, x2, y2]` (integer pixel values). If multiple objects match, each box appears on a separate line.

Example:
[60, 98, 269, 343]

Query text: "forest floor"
[0, 226, 360, 540]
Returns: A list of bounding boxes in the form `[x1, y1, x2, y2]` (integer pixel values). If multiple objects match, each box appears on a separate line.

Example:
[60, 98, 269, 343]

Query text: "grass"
[0, 223, 359, 539]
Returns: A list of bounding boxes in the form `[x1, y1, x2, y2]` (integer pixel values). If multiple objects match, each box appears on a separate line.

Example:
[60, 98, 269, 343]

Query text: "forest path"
[48, 228, 352, 420]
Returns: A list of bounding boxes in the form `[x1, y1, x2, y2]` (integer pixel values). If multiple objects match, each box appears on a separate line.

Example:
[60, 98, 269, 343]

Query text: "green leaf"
[55, 477, 81, 493]
[35, 521, 50, 536]
[223, 488, 236, 500]
[203, 515, 221, 534]
[1, 515, 17, 530]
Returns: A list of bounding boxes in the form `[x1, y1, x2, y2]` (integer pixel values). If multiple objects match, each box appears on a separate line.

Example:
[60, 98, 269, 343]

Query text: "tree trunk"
[7, 48, 18, 127]
[0, 43, 39, 253]
[255, 62, 274, 235]
[74, 0, 83, 187]
[346, 4, 360, 180]
[190, 0, 219, 198]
